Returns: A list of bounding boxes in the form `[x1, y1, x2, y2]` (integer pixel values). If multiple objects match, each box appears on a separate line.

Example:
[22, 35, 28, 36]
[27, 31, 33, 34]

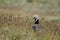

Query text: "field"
[0, 0, 60, 40]
[0, 7, 60, 40]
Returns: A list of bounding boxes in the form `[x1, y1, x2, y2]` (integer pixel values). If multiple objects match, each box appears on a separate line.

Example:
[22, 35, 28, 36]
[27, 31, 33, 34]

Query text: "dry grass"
[0, 8, 60, 40]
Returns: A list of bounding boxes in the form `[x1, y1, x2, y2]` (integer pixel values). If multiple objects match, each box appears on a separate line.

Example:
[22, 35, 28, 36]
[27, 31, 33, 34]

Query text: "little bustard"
[32, 15, 46, 35]
[32, 15, 39, 31]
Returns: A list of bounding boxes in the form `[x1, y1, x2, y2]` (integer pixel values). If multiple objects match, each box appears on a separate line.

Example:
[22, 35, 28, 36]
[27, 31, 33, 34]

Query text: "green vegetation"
[0, 0, 4, 3]
[0, 0, 59, 4]
[26, 0, 33, 3]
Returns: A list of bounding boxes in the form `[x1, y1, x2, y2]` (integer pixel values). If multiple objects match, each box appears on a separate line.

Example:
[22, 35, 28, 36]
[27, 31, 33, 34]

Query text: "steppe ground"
[0, 7, 60, 40]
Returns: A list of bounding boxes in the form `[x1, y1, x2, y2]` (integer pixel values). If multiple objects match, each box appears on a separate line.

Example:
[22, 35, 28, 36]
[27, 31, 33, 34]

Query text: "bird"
[32, 15, 39, 32]
[32, 15, 46, 35]
[33, 15, 39, 24]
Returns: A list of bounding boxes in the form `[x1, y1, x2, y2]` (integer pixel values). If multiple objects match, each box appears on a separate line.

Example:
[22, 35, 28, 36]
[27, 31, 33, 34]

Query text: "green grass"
[0, 0, 59, 4]
[26, 0, 33, 3]
[0, 0, 4, 4]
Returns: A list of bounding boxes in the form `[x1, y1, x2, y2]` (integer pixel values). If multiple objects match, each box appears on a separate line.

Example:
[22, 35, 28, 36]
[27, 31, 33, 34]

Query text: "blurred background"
[0, 0, 60, 14]
[0, 0, 60, 40]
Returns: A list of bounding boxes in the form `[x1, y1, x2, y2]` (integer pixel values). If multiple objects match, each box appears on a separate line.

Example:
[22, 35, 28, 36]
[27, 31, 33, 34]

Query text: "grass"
[0, 8, 60, 40]
[26, 0, 33, 3]
[0, 0, 4, 4]
[0, 0, 59, 4]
